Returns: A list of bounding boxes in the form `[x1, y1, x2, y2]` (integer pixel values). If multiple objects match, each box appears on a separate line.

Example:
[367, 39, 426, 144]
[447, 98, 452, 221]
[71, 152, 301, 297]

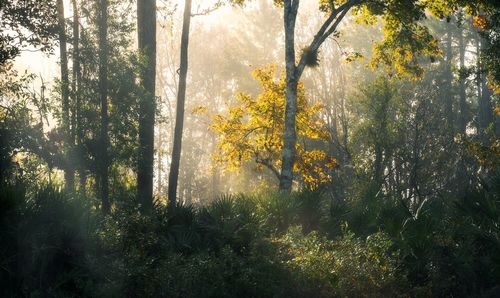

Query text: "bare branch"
[191, 0, 224, 17]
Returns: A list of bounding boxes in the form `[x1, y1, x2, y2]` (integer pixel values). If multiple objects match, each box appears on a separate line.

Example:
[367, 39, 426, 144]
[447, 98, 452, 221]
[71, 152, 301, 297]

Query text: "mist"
[1, 0, 499, 296]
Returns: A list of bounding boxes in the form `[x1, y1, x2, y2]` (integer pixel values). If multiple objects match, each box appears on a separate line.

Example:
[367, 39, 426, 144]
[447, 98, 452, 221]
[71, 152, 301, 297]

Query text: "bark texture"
[168, 0, 192, 207]
[57, 0, 74, 191]
[279, 0, 299, 191]
[98, 0, 110, 213]
[137, 0, 157, 211]
[279, 0, 354, 191]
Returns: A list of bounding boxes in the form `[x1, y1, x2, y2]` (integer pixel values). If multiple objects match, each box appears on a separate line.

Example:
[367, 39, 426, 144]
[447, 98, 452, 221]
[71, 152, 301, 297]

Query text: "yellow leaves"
[211, 65, 335, 189]
[191, 105, 208, 115]
[466, 138, 500, 172]
[487, 78, 500, 95]
[352, 5, 379, 25]
[473, 15, 488, 30]
[296, 149, 335, 190]
[494, 106, 500, 117]
[371, 17, 441, 80]
[343, 52, 364, 64]
[325, 157, 337, 169]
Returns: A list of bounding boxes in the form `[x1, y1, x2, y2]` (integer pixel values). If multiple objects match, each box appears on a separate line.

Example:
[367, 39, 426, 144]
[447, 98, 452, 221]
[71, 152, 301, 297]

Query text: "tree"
[0, 0, 58, 64]
[98, 0, 110, 213]
[61, 0, 141, 207]
[443, 19, 454, 132]
[473, 8, 500, 136]
[457, 14, 469, 134]
[71, 0, 85, 191]
[211, 65, 335, 190]
[226, 0, 446, 191]
[228, 0, 500, 191]
[137, 0, 157, 211]
[56, 0, 74, 191]
[167, 0, 192, 207]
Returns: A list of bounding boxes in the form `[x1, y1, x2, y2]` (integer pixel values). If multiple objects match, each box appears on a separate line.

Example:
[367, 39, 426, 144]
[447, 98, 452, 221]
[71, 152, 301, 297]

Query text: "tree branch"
[296, 0, 360, 77]
[191, 0, 224, 17]
[255, 153, 281, 180]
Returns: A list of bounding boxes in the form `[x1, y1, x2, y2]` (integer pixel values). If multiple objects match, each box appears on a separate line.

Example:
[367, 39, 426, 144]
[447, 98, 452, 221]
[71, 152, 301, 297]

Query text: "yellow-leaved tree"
[211, 64, 336, 190]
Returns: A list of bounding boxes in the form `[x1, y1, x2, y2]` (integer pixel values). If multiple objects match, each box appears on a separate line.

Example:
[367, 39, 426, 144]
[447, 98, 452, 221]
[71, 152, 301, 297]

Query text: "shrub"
[0, 184, 99, 297]
[275, 226, 405, 298]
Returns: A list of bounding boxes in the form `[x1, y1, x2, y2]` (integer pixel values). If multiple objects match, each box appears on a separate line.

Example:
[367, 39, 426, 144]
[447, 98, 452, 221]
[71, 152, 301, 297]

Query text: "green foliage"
[1, 180, 500, 296]
[478, 10, 500, 91]
[0, 0, 58, 64]
[2, 1, 500, 296]
[0, 184, 99, 297]
[276, 227, 404, 297]
[300, 46, 320, 68]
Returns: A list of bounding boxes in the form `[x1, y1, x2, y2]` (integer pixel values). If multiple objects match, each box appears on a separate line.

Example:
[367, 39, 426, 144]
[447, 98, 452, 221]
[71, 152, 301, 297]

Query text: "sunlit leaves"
[211, 65, 335, 189]
[191, 105, 208, 115]
[465, 137, 500, 171]
[371, 18, 441, 79]
[473, 15, 488, 29]
[343, 51, 364, 64]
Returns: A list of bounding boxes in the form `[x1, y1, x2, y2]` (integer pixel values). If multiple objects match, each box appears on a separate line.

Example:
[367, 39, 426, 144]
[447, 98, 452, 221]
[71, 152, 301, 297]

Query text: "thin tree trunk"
[476, 37, 493, 141]
[156, 126, 162, 196]
[456, 22, 469, 192]
[57, 0, 74, 191]
[279, 0, 299, 191]
[211, 133, 219, 199]
[444, 21, 454, 132]
[137, 0, 157, 212]
[98, 0, 110, 213]
[168, 0, 192, 207]
[458, 24, 467, 133]
[479, 78, 493, 136]
[71, 0, 86, 193]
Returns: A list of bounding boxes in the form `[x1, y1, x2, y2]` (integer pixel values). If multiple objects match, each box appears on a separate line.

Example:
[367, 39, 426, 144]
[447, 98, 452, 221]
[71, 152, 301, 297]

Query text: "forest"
[1, 0, 499, 297]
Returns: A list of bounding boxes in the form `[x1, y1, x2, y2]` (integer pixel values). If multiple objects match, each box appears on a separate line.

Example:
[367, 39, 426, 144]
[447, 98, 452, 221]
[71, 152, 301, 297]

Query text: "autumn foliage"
[211, 65, 336, 189]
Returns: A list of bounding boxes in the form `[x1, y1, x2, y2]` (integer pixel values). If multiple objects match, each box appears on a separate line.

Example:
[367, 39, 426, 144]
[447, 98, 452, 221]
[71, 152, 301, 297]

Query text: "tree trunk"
[279, 0, 299, 191]
[444, 21, 454, 132]
[137, 0, 157, 212]
[476, 37, 493, 141]
[71, 0, 86, 193]
[458, 24, 467, 134]
[479, 79, 493, 136]
[278, 0, 354, 191]
[456, 22, 469, 193]
[168, 0, 192, 207]
[57, 0, 74, 191]
[98, 0, 110, 214]
[156, 125, 162, 197]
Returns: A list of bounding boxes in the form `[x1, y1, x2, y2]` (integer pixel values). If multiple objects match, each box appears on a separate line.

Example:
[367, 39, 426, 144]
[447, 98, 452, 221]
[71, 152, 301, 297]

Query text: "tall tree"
[444, 20, 454, 131]
[475, 35, 494, 142]
[71, 0, 86, 191]
[168, 0, 192, 207]
[56, 0, 74, 190]
[457, 17, 468, 134]
[137, 0, 157, 211]
[278, 0, 363, 191]
[98, 0, 110, 213]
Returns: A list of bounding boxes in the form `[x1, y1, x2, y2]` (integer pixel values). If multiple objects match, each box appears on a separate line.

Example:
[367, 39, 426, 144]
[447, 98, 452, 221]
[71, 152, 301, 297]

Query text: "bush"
[0, 184, 99, 297]
[274, 226, 405, 297]
[2, 184, 499, 297]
